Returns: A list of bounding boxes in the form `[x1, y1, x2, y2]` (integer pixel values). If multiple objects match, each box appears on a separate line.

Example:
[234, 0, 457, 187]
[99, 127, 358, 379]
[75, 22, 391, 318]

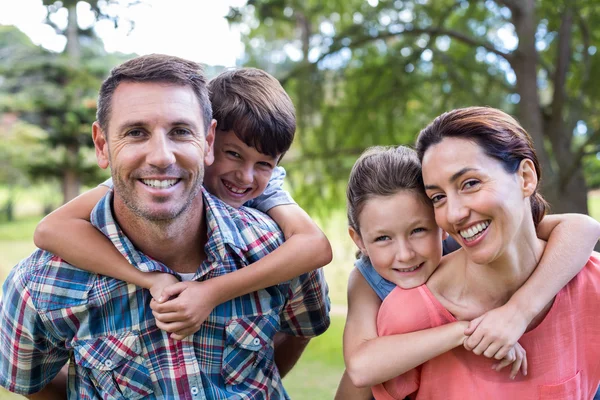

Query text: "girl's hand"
[463, 302, 529, 360]
[150, 280, 223, 340]
[491, 342, 528, 379]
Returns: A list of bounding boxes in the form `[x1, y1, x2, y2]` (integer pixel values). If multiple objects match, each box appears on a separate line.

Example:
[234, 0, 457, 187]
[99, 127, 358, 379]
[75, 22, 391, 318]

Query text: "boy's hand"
[150, 280, 222, 340]
[148, 273, 179, 301]
[491, 342, 528, 379]
[463, 303, 529, 360]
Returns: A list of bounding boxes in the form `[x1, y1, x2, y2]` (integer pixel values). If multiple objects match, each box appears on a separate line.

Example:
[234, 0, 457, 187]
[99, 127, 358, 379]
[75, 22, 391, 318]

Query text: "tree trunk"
[510, 0, 588, 214]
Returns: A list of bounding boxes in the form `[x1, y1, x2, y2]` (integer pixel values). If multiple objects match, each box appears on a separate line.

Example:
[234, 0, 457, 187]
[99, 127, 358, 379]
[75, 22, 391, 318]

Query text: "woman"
[372, 107, 600, 399]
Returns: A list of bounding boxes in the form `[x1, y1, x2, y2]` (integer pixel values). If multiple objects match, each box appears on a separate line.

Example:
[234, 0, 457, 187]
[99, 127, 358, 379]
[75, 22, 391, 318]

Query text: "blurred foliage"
[229, 0, 600, 215]
[0, 3, 137, 205]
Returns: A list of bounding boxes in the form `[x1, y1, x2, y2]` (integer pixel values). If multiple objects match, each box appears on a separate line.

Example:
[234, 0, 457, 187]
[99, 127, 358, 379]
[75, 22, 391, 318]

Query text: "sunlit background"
[0, 0, 599, 398]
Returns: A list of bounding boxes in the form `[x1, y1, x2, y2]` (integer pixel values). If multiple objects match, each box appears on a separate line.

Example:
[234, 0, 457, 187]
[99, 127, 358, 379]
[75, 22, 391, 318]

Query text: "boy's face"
[204, 129, 279, 208]
[349, 190, 445, 289]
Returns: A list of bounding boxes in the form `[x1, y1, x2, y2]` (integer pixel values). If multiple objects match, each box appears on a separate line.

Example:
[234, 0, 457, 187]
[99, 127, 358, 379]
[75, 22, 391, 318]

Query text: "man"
[0, 54, 330, 399]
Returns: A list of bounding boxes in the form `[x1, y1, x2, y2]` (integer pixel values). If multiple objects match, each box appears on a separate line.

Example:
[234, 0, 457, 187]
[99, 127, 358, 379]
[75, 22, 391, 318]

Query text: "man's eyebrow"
[424, 167, 477, 191]
[116, 119, 200, 132]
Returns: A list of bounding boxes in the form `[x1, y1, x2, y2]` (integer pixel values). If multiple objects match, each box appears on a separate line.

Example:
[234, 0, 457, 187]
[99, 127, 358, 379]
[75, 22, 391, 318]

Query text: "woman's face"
[421, 137, 529, 265]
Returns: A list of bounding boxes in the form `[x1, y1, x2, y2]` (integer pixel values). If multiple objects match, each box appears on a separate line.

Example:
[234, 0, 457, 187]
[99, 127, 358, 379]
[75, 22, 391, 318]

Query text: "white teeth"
[460, 221, 490, 239]
[223, 181, 249, 194]
[397, 263, 422, 272]
[141, 179, 178, 189]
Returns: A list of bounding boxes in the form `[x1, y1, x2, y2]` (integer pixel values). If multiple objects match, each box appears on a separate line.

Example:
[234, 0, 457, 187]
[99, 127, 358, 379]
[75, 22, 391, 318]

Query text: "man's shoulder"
[6, 249, 96, 311]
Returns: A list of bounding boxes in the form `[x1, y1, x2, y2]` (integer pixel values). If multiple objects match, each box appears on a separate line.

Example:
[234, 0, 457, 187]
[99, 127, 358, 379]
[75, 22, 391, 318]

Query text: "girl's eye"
[412, 227, 426, 235]
[375, 235, 391, 242]
[462, 179, 480, 190]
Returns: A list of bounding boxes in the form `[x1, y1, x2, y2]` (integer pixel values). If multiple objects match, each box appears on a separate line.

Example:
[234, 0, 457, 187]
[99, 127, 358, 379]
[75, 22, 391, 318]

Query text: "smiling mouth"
[141, 179, 179, 189]
[394, 262, 424, 273]
[459, 220, 491, 241]
[222, 180, 251, 195]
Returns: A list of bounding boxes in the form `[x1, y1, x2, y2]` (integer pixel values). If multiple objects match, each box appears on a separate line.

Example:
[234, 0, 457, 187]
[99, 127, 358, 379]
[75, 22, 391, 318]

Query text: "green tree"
[229, 0, 600, 214]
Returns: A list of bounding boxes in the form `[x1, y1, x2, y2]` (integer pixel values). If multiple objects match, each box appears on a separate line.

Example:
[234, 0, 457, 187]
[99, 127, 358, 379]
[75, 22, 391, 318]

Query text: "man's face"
[93, 81, 215, 222]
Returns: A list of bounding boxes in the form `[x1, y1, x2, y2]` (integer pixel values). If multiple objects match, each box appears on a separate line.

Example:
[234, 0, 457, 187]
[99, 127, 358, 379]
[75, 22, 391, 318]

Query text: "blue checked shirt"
[0, 188, 330, 399]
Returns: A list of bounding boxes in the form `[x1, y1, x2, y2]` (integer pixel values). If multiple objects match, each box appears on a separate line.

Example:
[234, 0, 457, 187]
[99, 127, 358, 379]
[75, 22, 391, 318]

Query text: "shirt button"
[253, 338, 261, 346]
[104, 359, 113, 368]
[191, 387, 199, 395]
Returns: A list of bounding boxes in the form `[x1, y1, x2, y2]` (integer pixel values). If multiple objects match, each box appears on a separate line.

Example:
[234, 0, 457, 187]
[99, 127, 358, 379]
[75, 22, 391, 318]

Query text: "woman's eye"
[430, 194, 445, 204]
[462, 180, 480, 190]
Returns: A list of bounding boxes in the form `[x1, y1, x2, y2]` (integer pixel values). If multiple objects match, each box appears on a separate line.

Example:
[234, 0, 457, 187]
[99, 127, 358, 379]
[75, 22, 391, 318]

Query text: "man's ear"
[204, 119, 216, 167]
[518, 159, 538, 198]
[92, 122, 109, 169]
[348, 226, 368, 257]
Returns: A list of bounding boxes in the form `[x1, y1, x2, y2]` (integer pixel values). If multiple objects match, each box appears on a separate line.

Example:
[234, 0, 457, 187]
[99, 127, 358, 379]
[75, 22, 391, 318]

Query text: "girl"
[336, 144, 600, 399]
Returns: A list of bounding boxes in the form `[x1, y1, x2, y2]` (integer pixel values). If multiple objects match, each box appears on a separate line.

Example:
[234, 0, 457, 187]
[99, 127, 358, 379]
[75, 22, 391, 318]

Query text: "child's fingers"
[493, 344, 513, 360]
[521, 352, 528, 376]
[470, 336, 494, 356]
[152, 309, 185, 323]
[492, 350, 515, 372]
[464, 315, 484, 336]
[510, 355, 522, 379]
[171, 329, 194, 341]
[158, 282, 188, 302]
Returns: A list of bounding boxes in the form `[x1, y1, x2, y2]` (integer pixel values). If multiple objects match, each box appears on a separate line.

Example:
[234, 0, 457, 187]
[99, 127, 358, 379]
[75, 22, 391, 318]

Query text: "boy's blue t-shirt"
[99, 166, 295, 213]
[356, 236, 461, 301]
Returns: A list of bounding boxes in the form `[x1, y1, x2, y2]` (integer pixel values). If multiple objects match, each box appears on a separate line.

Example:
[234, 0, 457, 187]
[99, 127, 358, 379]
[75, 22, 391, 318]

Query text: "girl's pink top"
[373, 253, 600, 400]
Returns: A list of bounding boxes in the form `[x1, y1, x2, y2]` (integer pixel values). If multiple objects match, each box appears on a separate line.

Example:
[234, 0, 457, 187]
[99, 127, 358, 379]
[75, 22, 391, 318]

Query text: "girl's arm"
[464, 213, 600, 358]
[342, 269, 468, 388]
[152, 203, 333, 339]
[34, 185, 177, 299]
[335, 371, 373, 400]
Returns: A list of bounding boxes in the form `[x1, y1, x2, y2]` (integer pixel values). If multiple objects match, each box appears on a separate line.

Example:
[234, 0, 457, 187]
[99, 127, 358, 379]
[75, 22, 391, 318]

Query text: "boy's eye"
[226, 151, 241, 158]
[258, 161, 274, 169]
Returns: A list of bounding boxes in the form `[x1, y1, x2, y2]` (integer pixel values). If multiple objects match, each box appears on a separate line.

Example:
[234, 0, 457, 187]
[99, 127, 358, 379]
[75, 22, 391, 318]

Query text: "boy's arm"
[464, 213, 600, 358]
[273, 332, 311, 378]
[343, 269, 467, 388]
[34, 185, 177, 298]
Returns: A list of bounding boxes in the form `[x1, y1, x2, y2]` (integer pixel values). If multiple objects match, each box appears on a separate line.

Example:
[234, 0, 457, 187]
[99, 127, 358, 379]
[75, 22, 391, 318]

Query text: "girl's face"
[350, 190, 445, 289]
[421, 137, 534, 265]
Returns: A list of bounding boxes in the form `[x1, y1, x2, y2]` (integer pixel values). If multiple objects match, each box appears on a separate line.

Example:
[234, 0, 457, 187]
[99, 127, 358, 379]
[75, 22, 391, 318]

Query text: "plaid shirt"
[0, 188, 330, 399]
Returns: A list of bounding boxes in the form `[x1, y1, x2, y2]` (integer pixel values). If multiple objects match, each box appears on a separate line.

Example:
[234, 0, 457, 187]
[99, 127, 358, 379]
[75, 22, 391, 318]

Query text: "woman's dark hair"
[415, 106, 548, 226]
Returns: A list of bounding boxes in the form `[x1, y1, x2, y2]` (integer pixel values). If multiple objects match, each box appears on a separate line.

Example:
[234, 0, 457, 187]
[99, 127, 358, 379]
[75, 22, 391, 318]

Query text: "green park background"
[1, 0, 600, 398]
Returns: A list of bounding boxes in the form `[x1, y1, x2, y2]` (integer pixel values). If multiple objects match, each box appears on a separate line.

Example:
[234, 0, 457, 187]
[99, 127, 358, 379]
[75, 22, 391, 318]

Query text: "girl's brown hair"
[347, 145, 426, 236]
[415, 106, 548, 226]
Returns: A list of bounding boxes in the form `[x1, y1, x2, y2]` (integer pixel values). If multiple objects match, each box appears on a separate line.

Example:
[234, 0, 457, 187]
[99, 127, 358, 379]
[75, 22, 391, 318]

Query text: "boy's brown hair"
[209, 68, 296, 160]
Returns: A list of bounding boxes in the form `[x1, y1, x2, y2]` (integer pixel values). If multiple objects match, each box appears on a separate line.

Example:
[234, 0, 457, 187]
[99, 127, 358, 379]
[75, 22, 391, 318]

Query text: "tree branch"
[560, 129, 600, 188]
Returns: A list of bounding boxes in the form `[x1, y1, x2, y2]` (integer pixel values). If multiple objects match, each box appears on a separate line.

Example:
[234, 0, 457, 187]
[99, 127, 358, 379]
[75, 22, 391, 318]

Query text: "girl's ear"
[348, 227, 368, 257]
[518, 159, 538, 198]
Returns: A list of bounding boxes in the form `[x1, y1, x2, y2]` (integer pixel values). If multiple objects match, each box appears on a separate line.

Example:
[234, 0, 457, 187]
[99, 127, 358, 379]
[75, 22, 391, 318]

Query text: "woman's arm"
[342, 269, 468, 388]
[464, 213, 600, 358]
[34, 186, 176, 298]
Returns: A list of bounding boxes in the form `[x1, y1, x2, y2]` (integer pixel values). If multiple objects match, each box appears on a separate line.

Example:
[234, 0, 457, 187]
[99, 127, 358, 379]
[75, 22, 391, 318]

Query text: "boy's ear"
[348, 227, 368, 257]
[518, 159, 537, 198]
[92, 122, 109, 169]
[203, 119, 217, 167]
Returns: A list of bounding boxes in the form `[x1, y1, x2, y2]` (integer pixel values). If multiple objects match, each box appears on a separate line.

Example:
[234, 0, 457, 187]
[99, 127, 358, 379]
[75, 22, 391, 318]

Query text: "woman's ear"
[442, 230, 449, 241]
[518, 159, 538, 198]
[348, 227, 368, 257]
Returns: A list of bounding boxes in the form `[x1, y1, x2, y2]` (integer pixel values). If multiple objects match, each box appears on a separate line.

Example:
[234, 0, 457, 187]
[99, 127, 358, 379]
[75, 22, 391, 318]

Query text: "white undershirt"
[179, 273, 196, 282]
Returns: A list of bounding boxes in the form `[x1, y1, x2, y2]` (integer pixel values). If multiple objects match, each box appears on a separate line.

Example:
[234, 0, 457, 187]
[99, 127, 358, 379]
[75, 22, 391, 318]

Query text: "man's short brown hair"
[209, 68, 296, 160]
[97, 54, 212, 134]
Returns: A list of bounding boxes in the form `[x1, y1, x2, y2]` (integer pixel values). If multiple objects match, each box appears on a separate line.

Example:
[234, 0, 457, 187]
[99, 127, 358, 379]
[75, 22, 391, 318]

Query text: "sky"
[0, 0, 247, 67]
